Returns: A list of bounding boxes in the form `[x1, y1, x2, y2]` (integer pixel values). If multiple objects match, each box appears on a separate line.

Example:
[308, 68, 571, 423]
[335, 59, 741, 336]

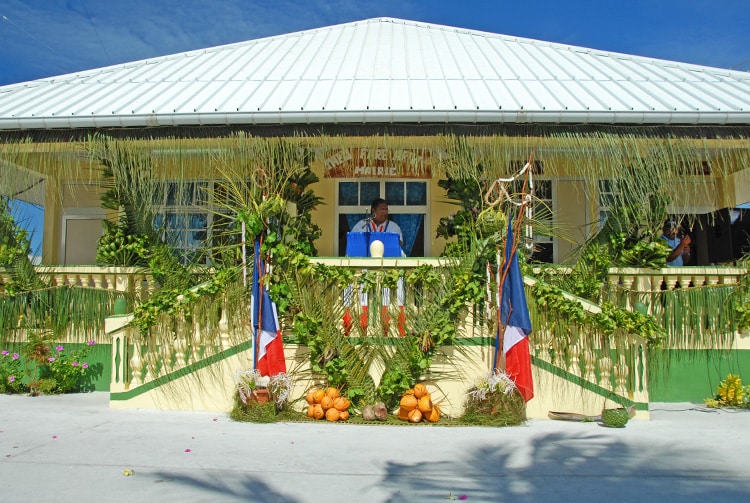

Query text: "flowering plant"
[41, 341, 98, 393]
[234, 369, 291, 409]
[460, 370, 526, 426]
[19, 337, 100, 395]
[234, 369, 270, 393]
[0, 349, 26, 394]
[467, 369, 518, 401]
[268, 372, 292, 409]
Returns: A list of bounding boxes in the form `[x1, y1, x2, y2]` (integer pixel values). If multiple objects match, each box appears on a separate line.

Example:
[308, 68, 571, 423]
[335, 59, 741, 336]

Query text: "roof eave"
[1, 110, 748, 131]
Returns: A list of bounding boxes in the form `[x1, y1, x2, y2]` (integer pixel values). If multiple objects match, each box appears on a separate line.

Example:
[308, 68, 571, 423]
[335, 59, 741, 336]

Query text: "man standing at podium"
[351, 198, 403, 248]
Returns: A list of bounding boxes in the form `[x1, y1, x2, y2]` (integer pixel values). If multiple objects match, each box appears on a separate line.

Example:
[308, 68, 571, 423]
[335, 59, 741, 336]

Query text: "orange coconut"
[413, 383, 428, 399]
[399, 394, 418, 411]
[417, 395, 433, 414]
[325, 408, 341, 422]
[408, 408, 423, 423]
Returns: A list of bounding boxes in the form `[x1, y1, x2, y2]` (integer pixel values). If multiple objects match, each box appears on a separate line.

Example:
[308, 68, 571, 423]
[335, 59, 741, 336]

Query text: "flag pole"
[493, 151, 534, 371]
[252, 237, 265, 371]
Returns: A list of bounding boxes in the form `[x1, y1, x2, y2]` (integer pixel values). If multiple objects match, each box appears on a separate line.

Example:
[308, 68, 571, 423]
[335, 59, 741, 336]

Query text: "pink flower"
[88, 340, 97, 346]
[12, 353, 19, 360]
[82, 363, 89, 369]
[48, 357, 55, 362]
[72, 361, 79, 367]
[56, 345, 64, 352]
[8, 376, 15, 383]
[1, 350, 8, 356]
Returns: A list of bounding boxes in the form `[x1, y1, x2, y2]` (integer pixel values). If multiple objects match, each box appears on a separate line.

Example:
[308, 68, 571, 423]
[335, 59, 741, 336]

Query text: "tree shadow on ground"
[378, 429, 750, 502]
[149, 470, 299, 503]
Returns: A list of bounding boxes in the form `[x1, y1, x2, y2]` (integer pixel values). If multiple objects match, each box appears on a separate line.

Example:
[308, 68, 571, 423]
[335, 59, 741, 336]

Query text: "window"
[511, 179, 554, 263]
[598, 179, 619, 230]
[337, 180, 428, 256]
[153, 181, 211, 263]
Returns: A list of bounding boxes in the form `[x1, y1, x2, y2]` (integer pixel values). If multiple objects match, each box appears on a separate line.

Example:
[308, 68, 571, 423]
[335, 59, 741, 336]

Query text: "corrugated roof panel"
[389, 80, 413, 110]
[582, 80, 633, 111]
[473, 37, 515, 79]
[324, 80, 355, 110]
[606, 80, 660, 111]
[493, 39, 540, 80]
[266, 80, 304, 111]
[318, 26, 358, 80]
[402, 25, 427, 78]
[1, 17, 749, 129]
[74, 82, 154, 115]
[224, 41, 276, 80]
[408, 79, 435, 110]
[345, 80, 372, 110]
[446, 32, 485, 80]
[426, 79, 454, 110]
[426, 28, 462, 79]
[445, 80, 477, 109]
[372, 21, 398, 79]
[212, 80, 258, 111]
[464, 79, 500, 109]
[511, 42, 559, 81]
[304, 80, 335, 110]
[695, 81, 748, 110]
[502, 80, 536, 109]
[538, 80, 587, 110]
[192, 54, 242, 83]
[282, 80, 318, 111]
[289, 32, 333, 81]
[245, 80, 281, 111]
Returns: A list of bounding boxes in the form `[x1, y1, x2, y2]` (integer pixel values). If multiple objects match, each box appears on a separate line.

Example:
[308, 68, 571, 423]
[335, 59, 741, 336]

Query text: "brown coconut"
[361, 404, 376, 421]
[373, 401, 388, 421]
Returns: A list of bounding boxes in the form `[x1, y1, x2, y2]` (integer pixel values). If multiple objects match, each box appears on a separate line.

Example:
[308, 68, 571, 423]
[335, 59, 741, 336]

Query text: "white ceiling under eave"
[1, 17, 749, 131]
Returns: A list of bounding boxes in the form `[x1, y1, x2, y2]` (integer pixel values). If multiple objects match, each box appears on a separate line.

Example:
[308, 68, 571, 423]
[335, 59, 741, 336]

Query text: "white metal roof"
[1, 17, 749, 130]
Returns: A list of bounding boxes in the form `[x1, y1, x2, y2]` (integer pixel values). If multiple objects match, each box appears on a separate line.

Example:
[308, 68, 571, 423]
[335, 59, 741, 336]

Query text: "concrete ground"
[1, 392, 749, 502]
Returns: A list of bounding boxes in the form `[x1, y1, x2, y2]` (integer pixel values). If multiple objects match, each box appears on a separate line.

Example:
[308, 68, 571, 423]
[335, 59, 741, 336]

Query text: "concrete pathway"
[1, 393, 749, 502]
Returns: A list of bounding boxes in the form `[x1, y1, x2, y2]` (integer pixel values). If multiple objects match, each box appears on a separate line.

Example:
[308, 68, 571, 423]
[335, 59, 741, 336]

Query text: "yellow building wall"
[555, 178, 591, 264]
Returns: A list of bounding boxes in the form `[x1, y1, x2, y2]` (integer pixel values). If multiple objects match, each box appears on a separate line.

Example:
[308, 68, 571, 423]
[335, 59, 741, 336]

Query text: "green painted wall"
[648, 349, 750, 402]
[0, 341, 111, 392]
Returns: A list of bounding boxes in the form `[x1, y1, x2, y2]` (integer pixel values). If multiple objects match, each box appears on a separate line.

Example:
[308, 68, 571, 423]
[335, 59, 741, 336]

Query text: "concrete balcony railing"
[98, 259, 666, 416]
[7, 263, 742, 415]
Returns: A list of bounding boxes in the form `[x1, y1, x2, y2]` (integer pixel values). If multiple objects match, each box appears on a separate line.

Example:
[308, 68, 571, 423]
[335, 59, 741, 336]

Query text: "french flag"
[498, 216, 534, 402]
[252, 241, 287, 377]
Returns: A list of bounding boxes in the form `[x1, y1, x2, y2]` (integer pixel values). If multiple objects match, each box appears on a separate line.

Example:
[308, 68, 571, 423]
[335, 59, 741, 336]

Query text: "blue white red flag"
[252, 240, 286, 376]
[498, 216, 534, 402]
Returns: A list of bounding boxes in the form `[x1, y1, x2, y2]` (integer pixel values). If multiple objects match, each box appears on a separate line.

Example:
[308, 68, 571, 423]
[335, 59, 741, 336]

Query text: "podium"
[346, 232, 401, 257]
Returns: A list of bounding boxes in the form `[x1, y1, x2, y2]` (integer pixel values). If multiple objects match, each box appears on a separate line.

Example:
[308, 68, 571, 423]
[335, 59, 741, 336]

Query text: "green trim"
[111, 336, 647, 412]
[532, 355, 648, 411]
[110, 339, 253, 401]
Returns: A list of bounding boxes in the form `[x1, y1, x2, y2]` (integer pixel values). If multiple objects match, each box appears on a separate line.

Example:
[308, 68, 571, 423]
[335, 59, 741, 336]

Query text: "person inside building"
[660, 220, 692, 266]
[351, 198, 403, 248]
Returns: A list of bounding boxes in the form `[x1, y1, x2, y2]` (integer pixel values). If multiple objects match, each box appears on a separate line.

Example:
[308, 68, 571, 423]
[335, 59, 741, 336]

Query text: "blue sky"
[1, 0, 749, 87]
